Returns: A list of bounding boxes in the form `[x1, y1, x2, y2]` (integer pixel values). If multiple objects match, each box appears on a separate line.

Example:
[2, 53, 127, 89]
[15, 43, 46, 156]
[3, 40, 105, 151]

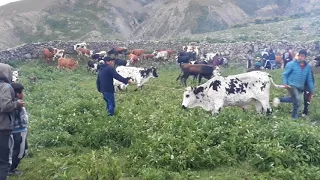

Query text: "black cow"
[178, 51, 197, 61]
[114, 59, 128, 67]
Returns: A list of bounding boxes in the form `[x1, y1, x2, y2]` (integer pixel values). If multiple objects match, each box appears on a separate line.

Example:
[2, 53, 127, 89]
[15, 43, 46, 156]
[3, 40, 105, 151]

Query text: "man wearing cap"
[273, 50, 314, 119]
[96, 57, 132, 116]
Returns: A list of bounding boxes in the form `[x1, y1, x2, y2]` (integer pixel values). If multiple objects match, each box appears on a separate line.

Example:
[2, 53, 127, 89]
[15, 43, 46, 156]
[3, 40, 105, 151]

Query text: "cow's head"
[182, 86, 205, 109]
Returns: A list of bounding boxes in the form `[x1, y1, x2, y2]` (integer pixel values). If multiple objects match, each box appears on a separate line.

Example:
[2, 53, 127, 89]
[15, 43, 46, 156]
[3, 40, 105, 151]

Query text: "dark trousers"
[0, 134, 13, 180]
[303, 91, 312, 115]
[103, 92, 116, 116]
[10, 131, 28, 171]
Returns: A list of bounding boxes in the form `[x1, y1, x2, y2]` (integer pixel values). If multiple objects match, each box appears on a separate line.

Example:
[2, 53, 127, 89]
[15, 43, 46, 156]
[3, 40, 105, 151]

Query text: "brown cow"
[131, 49, 144, 57]
[76, 47, 94, 58]
[176, 64, 215, 86]
[128, 53, 139, 63]
[43, 48, 64, 64]
[57, 58, 79, 70]
[142, 54, 154, 60]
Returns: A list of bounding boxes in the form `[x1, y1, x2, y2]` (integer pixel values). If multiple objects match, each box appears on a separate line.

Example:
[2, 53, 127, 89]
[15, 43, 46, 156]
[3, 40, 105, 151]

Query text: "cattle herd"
[17, 42, 287, 116]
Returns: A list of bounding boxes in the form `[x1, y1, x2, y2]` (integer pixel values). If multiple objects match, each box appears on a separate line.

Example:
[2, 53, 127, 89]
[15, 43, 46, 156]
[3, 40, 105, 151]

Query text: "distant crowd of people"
[246, 48, 296, 70]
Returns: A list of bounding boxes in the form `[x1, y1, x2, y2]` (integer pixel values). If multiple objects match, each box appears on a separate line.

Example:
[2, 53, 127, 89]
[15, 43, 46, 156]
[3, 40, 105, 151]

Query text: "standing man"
[0, 63, 24, 180]
[273, 50, 314, 119]
[96, 57, 132, 116]
[282, 48, 293, 68]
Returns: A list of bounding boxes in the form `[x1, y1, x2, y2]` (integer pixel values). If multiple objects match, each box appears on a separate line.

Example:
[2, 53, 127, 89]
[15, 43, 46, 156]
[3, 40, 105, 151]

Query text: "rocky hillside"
[0, 0, 319, 50]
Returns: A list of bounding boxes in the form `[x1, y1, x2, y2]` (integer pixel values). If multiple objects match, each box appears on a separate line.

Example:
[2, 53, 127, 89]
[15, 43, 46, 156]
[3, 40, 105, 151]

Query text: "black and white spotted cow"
[114, 66, 158, 91]
[181, 71, 284, 115]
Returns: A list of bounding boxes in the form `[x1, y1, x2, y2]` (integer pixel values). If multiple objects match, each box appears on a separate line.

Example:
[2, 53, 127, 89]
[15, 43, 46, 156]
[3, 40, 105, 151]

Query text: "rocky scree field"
[8, 60, 320, 180]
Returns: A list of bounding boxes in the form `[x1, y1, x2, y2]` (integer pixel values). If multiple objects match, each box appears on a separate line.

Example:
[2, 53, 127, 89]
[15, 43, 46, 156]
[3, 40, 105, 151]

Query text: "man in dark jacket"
[0, 63, 24, 180]
[282, 49, 293, 68]
[96, 57, 132, 116]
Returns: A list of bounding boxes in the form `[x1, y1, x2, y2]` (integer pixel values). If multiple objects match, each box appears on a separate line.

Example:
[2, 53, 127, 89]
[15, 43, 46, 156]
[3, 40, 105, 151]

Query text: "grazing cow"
[142, 54, 155, 60]
[154, 51, 169, 61]
[114, 66, 158, 91]
[74, 42, 87, 51]
[131, 49, 145, 57]
[176, 64, 215, 86]
[181, 71, 283, 115]
[76, 47, 94, 58]
[108, 47, 127, 56]
[57, 58, 79, 70]
[128, 53, 139, 63]
[43, 48, 64, 63]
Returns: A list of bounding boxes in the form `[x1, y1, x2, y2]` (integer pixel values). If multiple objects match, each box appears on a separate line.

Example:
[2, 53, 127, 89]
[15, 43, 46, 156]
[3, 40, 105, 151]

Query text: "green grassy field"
[6, 60, 320, 180]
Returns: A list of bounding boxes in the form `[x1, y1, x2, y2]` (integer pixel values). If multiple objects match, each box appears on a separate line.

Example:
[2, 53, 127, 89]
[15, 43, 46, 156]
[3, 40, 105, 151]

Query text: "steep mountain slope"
[0, 0, 319, 50]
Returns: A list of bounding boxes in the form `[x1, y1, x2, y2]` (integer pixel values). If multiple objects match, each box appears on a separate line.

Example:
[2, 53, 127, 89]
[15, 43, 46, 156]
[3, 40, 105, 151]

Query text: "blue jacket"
[282, 60, 314, 92]
[96, 64, 129, 93]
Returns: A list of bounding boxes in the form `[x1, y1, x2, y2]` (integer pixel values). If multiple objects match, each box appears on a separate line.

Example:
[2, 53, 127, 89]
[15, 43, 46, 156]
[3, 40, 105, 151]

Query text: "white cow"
[154, 51, 169, 61]
[73, 42, 87, 51]
[181, 71, 284, 115]
[114, 66, 158, 91]
[203, 52, 218, 62]
[12, 70, 19, 82]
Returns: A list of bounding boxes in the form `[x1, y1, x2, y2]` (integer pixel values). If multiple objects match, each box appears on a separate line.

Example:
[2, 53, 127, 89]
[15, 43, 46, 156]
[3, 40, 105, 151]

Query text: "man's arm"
[282, 62, 293, 85]
[0, 85, 18, 113]
[306, 68, 315, 93]
[112, 68, 129, 84]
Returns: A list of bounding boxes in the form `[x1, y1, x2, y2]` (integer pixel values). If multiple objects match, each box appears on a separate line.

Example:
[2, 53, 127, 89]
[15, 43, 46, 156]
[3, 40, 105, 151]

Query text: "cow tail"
[269, 76, 284, 88]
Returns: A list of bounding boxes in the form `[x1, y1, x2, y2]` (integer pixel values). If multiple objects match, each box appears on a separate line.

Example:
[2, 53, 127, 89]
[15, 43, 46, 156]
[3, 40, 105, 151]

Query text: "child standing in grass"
[8, 83, 28, 176]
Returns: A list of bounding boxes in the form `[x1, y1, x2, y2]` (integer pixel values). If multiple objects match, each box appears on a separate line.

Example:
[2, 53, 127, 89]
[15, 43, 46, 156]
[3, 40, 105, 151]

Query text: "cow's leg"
[241, 105, 250, 111]
[253, 100, 263, 114]
[135, 80, 142, 91]
[212, 101, 223, 115]
[198, 75, 203, 85]
[182, 75, 189, 87]
[260, 100, 272, 116]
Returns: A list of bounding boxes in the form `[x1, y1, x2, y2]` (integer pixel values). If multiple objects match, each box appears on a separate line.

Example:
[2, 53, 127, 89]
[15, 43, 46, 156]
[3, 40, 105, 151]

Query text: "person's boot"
[8, 169, 23, 176]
